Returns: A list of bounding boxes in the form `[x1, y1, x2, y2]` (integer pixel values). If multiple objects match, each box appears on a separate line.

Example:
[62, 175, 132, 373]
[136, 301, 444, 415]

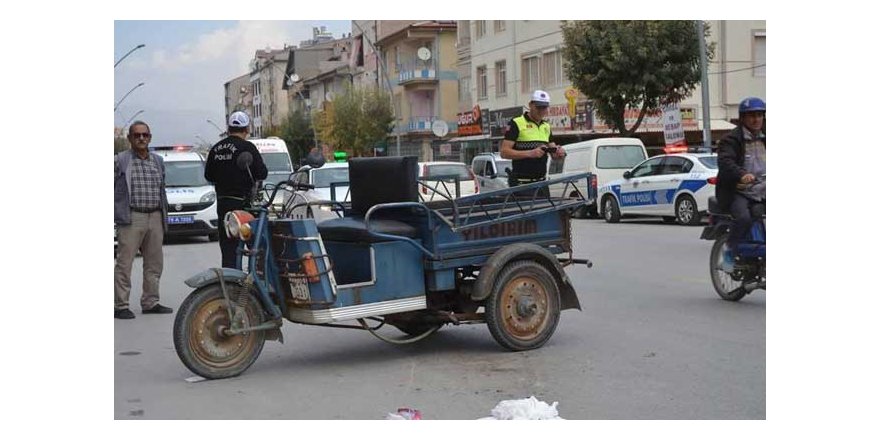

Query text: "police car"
[598, 153, 718, 225]
[152, 145, 219, 240]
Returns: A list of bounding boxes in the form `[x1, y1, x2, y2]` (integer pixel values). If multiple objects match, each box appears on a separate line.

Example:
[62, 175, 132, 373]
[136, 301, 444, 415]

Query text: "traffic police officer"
[204, 111, 268, 268]
[500, 90, 566, 187]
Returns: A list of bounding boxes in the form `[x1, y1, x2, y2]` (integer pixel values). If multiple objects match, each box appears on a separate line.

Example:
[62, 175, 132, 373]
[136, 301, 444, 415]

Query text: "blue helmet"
[739, 97, 766, 115]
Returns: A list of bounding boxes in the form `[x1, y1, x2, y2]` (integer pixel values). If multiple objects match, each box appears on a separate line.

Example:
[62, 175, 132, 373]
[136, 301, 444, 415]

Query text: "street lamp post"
[115, 82, 144, 111]
[124, 109, 144, 127]
[206, 119, 226, 137]
[115, 43, 145, 68]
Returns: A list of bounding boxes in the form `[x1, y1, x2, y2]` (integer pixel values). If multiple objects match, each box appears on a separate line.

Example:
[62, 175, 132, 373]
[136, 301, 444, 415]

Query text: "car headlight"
[200, 191, 216, 204]
[224, 210, 255, 241]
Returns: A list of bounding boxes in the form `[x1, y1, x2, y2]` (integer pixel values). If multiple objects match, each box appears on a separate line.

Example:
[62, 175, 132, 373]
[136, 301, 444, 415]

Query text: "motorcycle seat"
[318, 216, 419, 243]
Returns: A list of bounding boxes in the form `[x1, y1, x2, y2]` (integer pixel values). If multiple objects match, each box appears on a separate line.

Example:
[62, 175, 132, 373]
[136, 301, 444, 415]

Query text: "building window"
[494, 21, 506, 33]
[495, 60, 507, 97]
[475, 21, 487, 39]
[459, 76, 471, 102]
[477, 65, 488, 100]
[753, 30, 766, 77]
[521, 56, 540, 93]
[542, 51, 564, 88]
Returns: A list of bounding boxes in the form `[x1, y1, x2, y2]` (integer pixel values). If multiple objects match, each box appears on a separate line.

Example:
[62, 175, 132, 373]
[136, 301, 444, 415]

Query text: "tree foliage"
[314, 85, 394, 156]
[561, 20, 714, 135]
[276, 110, 314, 164]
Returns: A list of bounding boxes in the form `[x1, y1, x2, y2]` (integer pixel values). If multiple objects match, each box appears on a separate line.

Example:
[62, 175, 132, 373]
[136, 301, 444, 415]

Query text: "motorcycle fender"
[700, 223, 729, 241]
[473, 243, 581, 311]
[183, 269, 284, 343]
[184, 268, 248, 289]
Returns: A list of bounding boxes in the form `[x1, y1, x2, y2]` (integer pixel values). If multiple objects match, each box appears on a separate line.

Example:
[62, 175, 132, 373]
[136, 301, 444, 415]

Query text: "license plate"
[167, 216, 194, 224]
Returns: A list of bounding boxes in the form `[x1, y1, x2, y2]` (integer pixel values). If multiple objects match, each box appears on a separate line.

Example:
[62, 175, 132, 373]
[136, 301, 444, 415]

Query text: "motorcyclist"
[716, 97, 766, 271]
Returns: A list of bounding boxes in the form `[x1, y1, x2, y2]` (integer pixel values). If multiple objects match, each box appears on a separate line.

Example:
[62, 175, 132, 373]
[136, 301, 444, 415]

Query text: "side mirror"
[623, 171, 632, 179]
[305, 149, 326, 169]
[236, 152, 253, 170]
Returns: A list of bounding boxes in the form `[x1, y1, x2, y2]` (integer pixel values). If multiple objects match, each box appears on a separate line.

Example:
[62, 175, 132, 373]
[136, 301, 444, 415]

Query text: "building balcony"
[398, 68, 437, 85]
[404, 117, 458, 134]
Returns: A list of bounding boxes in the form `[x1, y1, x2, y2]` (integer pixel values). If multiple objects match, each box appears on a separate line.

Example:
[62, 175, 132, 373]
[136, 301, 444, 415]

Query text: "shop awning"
[697, 119, 737, 131]
[445, 134, 491, 143]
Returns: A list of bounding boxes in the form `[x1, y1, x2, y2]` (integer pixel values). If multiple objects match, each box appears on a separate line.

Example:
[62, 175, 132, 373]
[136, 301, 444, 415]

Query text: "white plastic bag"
[480, 396, 564, 420]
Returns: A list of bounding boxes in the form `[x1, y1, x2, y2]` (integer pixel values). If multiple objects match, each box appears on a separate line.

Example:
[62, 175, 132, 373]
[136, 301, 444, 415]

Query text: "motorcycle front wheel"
[173, 284, 266, 379]
[709, 237, 747, 302]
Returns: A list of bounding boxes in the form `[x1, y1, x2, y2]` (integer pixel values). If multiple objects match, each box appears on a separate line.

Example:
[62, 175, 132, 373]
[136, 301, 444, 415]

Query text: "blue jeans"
[726, 193, 753, 254]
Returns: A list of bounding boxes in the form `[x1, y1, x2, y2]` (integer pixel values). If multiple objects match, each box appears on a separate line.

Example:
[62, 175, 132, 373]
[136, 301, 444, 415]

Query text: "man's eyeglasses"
[130, 133, 152, 139]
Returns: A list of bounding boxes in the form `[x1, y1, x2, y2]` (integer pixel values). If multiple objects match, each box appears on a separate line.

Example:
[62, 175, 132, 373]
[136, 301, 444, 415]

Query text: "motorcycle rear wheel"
[709, 237, 747, 301]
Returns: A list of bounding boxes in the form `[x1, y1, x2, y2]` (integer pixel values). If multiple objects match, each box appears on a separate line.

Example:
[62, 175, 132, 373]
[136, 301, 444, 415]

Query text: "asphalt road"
[114, 217, 764, 420]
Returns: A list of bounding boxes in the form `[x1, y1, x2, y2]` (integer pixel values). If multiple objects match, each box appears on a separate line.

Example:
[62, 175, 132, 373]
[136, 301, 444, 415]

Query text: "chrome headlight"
[224, 210, 255, 241]
[200, 191, 216, 204]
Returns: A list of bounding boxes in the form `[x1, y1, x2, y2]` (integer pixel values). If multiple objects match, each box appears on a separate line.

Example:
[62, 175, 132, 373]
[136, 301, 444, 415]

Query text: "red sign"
[457, 107, 483, 136]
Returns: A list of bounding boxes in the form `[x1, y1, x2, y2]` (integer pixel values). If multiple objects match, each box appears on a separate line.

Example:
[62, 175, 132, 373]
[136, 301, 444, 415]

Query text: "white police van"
[152, 145, 219, 240]
[251, 137, 294, 186]
[597, 153, 718, 226]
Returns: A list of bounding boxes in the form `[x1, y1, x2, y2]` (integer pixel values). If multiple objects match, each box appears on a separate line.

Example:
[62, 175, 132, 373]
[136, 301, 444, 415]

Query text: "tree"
[561, 20, 714, 136]
[314, 85, 394, 156]
[114, 127, 129, 154]
[277, 109, 315, 164]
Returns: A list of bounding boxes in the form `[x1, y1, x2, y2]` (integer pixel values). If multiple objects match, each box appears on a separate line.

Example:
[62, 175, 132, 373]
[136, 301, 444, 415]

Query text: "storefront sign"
[489, 107, 524, 138]
[457, 105, 484, 136]
[592, 105, 697, 133]
[662, 103, 687, 149]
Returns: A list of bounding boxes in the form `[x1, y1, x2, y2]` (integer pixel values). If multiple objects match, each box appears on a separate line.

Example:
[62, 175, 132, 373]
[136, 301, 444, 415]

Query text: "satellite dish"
[290, 73, 300, 83]
[325, 91, 335, 101]
[417, 47, 432, 61]
[431, 120, 449, 137]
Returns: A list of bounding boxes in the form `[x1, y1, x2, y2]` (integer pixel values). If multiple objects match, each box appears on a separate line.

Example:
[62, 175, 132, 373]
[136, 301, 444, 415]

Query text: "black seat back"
[349, 156, 419, 216]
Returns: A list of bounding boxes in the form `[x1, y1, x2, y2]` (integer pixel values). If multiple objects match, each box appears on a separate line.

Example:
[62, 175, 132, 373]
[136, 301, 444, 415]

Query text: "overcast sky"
[114, 21, 351, 146]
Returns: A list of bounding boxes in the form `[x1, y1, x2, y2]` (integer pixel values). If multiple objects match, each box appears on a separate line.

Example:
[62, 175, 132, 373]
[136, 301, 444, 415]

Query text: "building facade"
[376, 21, 458, 160]
[457, 20, 767, 157]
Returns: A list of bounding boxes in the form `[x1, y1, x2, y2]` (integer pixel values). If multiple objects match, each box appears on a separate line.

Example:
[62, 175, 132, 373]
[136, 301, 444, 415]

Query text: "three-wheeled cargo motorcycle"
[173, 155, 596, 379]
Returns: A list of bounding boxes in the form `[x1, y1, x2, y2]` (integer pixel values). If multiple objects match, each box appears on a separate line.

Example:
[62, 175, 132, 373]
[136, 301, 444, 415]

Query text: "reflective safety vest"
[510, 114, 551, 180]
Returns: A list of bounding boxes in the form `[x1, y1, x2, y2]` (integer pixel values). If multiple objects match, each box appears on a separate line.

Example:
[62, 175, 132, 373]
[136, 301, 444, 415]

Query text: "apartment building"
[248, 48, 291, 139]
[375, 20, 458, 160]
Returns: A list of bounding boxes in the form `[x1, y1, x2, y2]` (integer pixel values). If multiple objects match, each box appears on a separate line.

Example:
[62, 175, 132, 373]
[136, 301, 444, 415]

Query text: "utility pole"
[353, 20, 401, 156]
[697, 20, 712, 151]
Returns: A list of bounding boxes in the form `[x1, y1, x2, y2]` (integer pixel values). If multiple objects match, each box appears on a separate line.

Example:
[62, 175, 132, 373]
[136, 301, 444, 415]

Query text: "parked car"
[471, 152, 512, 194]
[286, 162, 350, 223]
[547, 137, 649, 218]
[153, 146, 219, 241]
[597, 153, 718, 225]
[418, 161, 478, 200]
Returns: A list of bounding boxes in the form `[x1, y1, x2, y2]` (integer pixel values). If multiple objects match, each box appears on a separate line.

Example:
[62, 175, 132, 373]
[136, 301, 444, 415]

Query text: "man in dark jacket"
[204, 111, 268, 268]
[716, 97, 766, 270]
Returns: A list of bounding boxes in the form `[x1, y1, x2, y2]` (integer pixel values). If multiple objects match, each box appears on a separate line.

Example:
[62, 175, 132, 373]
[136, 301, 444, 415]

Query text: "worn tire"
[173, 284, 266, 379]
[709, 238, 747, 302]
[485, 260, 561, 351]
[602, 195, 621, 223]
[675, 194, 702, 226]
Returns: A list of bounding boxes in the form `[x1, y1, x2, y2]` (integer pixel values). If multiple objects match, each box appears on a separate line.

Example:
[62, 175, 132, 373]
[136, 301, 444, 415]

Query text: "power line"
[709, 63, 765, 75]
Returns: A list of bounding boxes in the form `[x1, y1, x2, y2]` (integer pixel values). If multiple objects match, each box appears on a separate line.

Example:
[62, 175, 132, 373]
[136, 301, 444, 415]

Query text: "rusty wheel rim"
[188, 297, 257, 369]
[499, 274, 550, 341]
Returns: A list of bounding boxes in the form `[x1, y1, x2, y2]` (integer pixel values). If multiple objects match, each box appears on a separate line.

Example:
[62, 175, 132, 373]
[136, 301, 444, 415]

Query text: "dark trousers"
[217, 197, 246, 268]
[727, 193, 754, 253]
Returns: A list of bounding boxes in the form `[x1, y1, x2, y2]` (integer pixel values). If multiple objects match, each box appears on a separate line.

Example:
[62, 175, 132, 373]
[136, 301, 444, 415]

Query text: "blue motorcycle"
[700, 188, 765, 302]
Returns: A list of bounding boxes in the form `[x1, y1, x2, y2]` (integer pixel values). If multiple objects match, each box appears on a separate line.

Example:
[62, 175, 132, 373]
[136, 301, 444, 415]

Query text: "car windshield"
[262, 173, 290, 186]
[495, 159, 512, 177]
[312, 167, 350, 188]
[165, 161, 209, 187]
[698, 156, 718, 169]
[262, 152, 292, 173]
[425, 164, 470, 179]
[596, 145, 646, 169]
